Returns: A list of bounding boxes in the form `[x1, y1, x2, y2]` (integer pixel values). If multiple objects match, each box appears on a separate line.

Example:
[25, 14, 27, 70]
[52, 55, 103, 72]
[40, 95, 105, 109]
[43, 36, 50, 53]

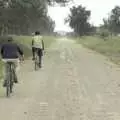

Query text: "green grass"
[12, 35, 56, 57]
[13, 35, 32, 57]
[76, 36, 120, 65]
[13, 35, 56, 47]
[42, 36, 56, 48]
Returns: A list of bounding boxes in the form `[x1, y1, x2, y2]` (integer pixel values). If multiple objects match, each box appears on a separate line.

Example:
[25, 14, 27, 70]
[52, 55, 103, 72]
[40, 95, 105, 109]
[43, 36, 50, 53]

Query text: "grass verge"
[12, 35, 56, 58]
[76, 36, 120, 65]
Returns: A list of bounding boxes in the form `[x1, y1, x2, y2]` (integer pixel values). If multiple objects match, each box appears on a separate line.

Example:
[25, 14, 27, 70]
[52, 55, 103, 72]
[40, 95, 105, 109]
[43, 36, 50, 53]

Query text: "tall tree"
[102, 6, 120, 34]
[65, 5, 92, 36]
[0, 0, 71, 35]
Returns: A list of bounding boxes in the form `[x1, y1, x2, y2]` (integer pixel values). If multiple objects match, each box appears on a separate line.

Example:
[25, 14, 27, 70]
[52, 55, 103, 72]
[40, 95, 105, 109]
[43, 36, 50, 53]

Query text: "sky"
[48, 0, 120, 32]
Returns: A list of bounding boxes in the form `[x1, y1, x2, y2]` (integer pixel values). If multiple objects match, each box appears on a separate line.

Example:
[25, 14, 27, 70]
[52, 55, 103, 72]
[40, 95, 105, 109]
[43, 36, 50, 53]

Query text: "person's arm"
[17, 45, 24, 61]
[1, 45, 4, 57]
[32, 37, 34, 46]
[17, 45, 23, 56]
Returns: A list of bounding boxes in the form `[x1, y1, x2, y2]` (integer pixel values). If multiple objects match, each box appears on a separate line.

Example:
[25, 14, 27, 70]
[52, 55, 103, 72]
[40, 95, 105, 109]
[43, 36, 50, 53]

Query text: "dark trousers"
[32, 47, 43, 63]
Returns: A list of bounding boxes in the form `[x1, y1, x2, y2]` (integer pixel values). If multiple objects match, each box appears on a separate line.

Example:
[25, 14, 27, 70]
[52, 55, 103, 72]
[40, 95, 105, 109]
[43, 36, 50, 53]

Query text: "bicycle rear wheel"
[6, 63, 14, 97]
[35, 61, 37, 71]
[10, 72, 14, 93]
[35, 57, 38, 71]
[34, 53, 39, 71]
[38, 55, 42, 68]
[6, 72, 11, 97]
[10, 63, 16, 93]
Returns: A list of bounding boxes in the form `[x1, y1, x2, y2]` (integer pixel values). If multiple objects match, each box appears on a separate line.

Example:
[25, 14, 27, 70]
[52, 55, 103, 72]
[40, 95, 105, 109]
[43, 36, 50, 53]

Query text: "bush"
[99, 29, 110, 40]
[76, 36, 120, 65]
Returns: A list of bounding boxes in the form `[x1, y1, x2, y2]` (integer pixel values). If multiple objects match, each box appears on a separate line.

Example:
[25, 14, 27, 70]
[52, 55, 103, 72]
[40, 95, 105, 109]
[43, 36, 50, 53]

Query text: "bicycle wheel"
[10, 70, 14, 93]
[35, 57, 37, 71]
[6, 78, 11, 97]
[6, 63, 14, 97]
[39, 55, 42, 68]
[10, 63, 16, 93]
[35, 53, 39, 71]
[6, 65, 11, 97]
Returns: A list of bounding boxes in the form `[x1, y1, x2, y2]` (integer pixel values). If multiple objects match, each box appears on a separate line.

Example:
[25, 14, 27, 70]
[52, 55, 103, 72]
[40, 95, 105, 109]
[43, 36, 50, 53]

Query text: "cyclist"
[0, 37, 24, 87]
[32, 31, 44, 68]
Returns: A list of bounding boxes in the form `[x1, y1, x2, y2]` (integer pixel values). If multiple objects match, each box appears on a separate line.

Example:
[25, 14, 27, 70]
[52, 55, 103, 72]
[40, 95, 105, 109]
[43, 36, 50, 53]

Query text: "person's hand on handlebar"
[19, 55, 24, 62]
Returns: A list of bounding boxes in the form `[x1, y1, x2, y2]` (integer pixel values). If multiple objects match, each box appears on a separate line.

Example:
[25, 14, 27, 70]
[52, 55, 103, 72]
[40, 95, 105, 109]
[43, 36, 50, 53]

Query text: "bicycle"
[34, 50, 41, 71]
[5, 61, 16, 97]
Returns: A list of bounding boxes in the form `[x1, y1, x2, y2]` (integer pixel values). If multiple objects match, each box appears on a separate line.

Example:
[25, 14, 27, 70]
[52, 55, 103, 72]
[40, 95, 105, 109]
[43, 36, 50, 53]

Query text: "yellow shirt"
[32, 35, 43, 48]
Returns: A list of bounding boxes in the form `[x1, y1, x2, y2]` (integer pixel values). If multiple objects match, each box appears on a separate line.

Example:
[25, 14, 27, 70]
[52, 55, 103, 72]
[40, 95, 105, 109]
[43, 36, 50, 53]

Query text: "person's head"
[8, 36, 13, 42]
[35, 31, 40, 35]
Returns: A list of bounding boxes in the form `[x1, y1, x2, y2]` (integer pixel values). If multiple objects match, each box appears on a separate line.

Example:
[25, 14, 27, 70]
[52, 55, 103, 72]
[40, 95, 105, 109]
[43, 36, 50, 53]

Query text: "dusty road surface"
[0, 38, 120, 120]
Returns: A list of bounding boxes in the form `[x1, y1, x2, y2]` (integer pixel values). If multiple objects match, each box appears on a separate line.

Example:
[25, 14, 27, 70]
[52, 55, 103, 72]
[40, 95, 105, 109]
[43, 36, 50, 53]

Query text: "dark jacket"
[1, 42, 23, 59]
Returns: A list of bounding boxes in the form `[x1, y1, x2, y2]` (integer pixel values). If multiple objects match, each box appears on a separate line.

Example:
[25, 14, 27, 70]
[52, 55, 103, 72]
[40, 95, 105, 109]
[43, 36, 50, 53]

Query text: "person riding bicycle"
[32, 31, 44, 67]
[0, 37, 24, 87]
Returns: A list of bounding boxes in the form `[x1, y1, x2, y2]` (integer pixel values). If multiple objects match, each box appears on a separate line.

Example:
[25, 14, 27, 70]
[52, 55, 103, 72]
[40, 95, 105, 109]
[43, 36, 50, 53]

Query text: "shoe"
[14, 79, 18, 83]
[39, 63, 42, 68]
[14, 75, 18, 83]
[3, 80, 7, 87]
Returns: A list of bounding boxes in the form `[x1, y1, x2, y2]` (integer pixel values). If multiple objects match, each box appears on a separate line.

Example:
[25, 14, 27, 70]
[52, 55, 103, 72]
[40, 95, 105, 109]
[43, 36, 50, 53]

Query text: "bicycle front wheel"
[10, 72, 14, 93]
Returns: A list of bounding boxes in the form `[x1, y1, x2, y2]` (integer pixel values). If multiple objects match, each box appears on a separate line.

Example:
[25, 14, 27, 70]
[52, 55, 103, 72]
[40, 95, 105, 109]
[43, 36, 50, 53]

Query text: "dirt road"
[0, 38, 120, 120]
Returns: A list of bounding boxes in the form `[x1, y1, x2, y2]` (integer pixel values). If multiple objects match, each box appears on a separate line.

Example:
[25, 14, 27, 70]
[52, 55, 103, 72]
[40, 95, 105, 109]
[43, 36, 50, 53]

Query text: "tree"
[47, 0, 70, 5]
[0, 0, 47, 35]
[0, 0, 71, 35]
[65, 5, 92, 36]
[102, 6, 120, 35]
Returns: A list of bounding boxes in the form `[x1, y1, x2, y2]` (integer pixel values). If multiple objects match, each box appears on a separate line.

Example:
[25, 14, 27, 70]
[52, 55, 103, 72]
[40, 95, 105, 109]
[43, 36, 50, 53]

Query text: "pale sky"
[48, 0, 120, 32]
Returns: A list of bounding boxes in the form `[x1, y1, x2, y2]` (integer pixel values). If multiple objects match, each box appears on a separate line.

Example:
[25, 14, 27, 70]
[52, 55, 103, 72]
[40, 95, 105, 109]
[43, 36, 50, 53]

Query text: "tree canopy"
[102, 6, 120, 34]
[65, 5, 94, 36]
[0, 0, 71, 35]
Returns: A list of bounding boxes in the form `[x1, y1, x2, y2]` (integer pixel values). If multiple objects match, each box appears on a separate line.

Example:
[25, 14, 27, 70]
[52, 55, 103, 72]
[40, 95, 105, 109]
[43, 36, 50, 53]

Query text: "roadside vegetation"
[76, 36, 120, 65]
[65, 4, 120, 65]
